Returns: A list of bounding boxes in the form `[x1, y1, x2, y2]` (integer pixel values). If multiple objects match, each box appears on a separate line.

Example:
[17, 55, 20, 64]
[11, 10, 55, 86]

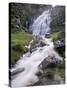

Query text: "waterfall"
[11, 9, 62, 87]
[30, 9, 51, 35]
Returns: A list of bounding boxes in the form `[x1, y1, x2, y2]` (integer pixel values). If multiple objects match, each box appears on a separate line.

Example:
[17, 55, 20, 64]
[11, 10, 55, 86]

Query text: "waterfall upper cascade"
[30, 9, 51, 35]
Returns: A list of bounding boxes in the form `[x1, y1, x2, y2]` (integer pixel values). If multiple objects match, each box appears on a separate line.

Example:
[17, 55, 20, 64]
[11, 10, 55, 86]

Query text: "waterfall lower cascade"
[30, 9, 51, 35]
[11, 9, 62, 87]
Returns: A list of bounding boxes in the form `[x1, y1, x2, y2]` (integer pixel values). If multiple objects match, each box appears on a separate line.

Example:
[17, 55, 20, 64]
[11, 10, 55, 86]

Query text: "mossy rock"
[42, 69, 54, 79]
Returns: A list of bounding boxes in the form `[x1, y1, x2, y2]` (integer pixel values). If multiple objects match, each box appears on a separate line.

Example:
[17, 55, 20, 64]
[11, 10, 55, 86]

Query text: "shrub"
[12, 44, 23, 52]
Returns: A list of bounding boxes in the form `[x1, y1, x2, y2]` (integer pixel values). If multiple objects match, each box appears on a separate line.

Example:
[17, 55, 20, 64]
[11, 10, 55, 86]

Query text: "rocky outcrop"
[33, 55, 65, 86]
[54, 39, 65, 47]
[54, 39, 65, 57]
[51, 6, 65, 27]
[39, 55, 60, 70]
[26, 38, 46, 53]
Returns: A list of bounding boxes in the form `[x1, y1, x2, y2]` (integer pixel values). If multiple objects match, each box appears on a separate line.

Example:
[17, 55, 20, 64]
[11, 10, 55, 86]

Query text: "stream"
[11, 8, 63, 87]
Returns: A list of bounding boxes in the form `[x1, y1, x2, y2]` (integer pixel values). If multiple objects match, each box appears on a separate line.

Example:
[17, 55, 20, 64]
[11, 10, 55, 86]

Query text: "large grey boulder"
[39, 55, 60, 70]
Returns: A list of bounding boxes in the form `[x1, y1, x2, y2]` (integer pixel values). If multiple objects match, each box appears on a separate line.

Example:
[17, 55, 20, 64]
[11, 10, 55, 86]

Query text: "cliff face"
[50, 6, 65, 32]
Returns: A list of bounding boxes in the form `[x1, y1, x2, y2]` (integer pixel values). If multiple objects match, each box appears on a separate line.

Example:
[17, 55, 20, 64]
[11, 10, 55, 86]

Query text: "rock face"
[51, 6, 65, 27]
[50, 6, 65, 33]
[54, 39, 65, 57]
[54, 39, 65, 48]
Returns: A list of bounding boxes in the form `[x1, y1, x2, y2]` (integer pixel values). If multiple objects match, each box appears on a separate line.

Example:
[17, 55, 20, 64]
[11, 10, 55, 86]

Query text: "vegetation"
[51, 31, 65, 42]
[45, 67, 65, 79]
[50, 25, 65, 57]
[11, 31, 33, 66]
[10, 3, 52, 66]
[50, 24, 65, 41]
[9, 3, 65, 87]
[11, 31, 33, 46]
[42, 60, 65, 79]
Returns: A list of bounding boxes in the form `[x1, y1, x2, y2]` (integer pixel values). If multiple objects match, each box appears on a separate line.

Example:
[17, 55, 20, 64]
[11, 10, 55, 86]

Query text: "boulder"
[54, 39, 65, 48]
[54, 39, 65, 57]
[39, 55, 60, 70]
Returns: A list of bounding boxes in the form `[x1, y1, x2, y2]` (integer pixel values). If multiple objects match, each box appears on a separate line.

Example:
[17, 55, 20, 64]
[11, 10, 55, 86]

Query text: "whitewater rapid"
[11, 37, 62, 87]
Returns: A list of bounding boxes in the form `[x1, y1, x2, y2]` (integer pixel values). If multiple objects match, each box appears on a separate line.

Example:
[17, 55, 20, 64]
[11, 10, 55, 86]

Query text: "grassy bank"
[51, 31, 65, 42]
[45, 60, 65, 79]
[11, 31, 33, 66]
[50, 25, 65, 42]
[41, 60, 65, 80]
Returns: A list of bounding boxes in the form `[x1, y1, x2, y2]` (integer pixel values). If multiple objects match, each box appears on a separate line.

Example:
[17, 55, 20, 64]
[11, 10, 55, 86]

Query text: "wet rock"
[36, 69, 43, 77]
[33, 54, 65, 86]
[54, 39, 65, 57]
[27, 38, 47, 53]
[54, 39, 65, 48]
[39, 55, 60, 70]
[39, 41, 46, 47]
[45, 33, 50, 38]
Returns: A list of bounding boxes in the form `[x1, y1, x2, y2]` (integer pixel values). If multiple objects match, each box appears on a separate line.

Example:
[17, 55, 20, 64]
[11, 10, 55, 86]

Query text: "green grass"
[11, 31, 34, 66]
[11, 31, 33, 46]
[42, 60, 65, 79]
[44, 68, 65, 79]
[50, 25, 65, 42]
[51, 31, 65, 42]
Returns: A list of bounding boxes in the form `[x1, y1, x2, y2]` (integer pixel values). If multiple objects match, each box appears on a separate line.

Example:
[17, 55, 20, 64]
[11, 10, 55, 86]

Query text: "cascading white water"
[11, 9, 62, 87]
[30, 9, 51, 35]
